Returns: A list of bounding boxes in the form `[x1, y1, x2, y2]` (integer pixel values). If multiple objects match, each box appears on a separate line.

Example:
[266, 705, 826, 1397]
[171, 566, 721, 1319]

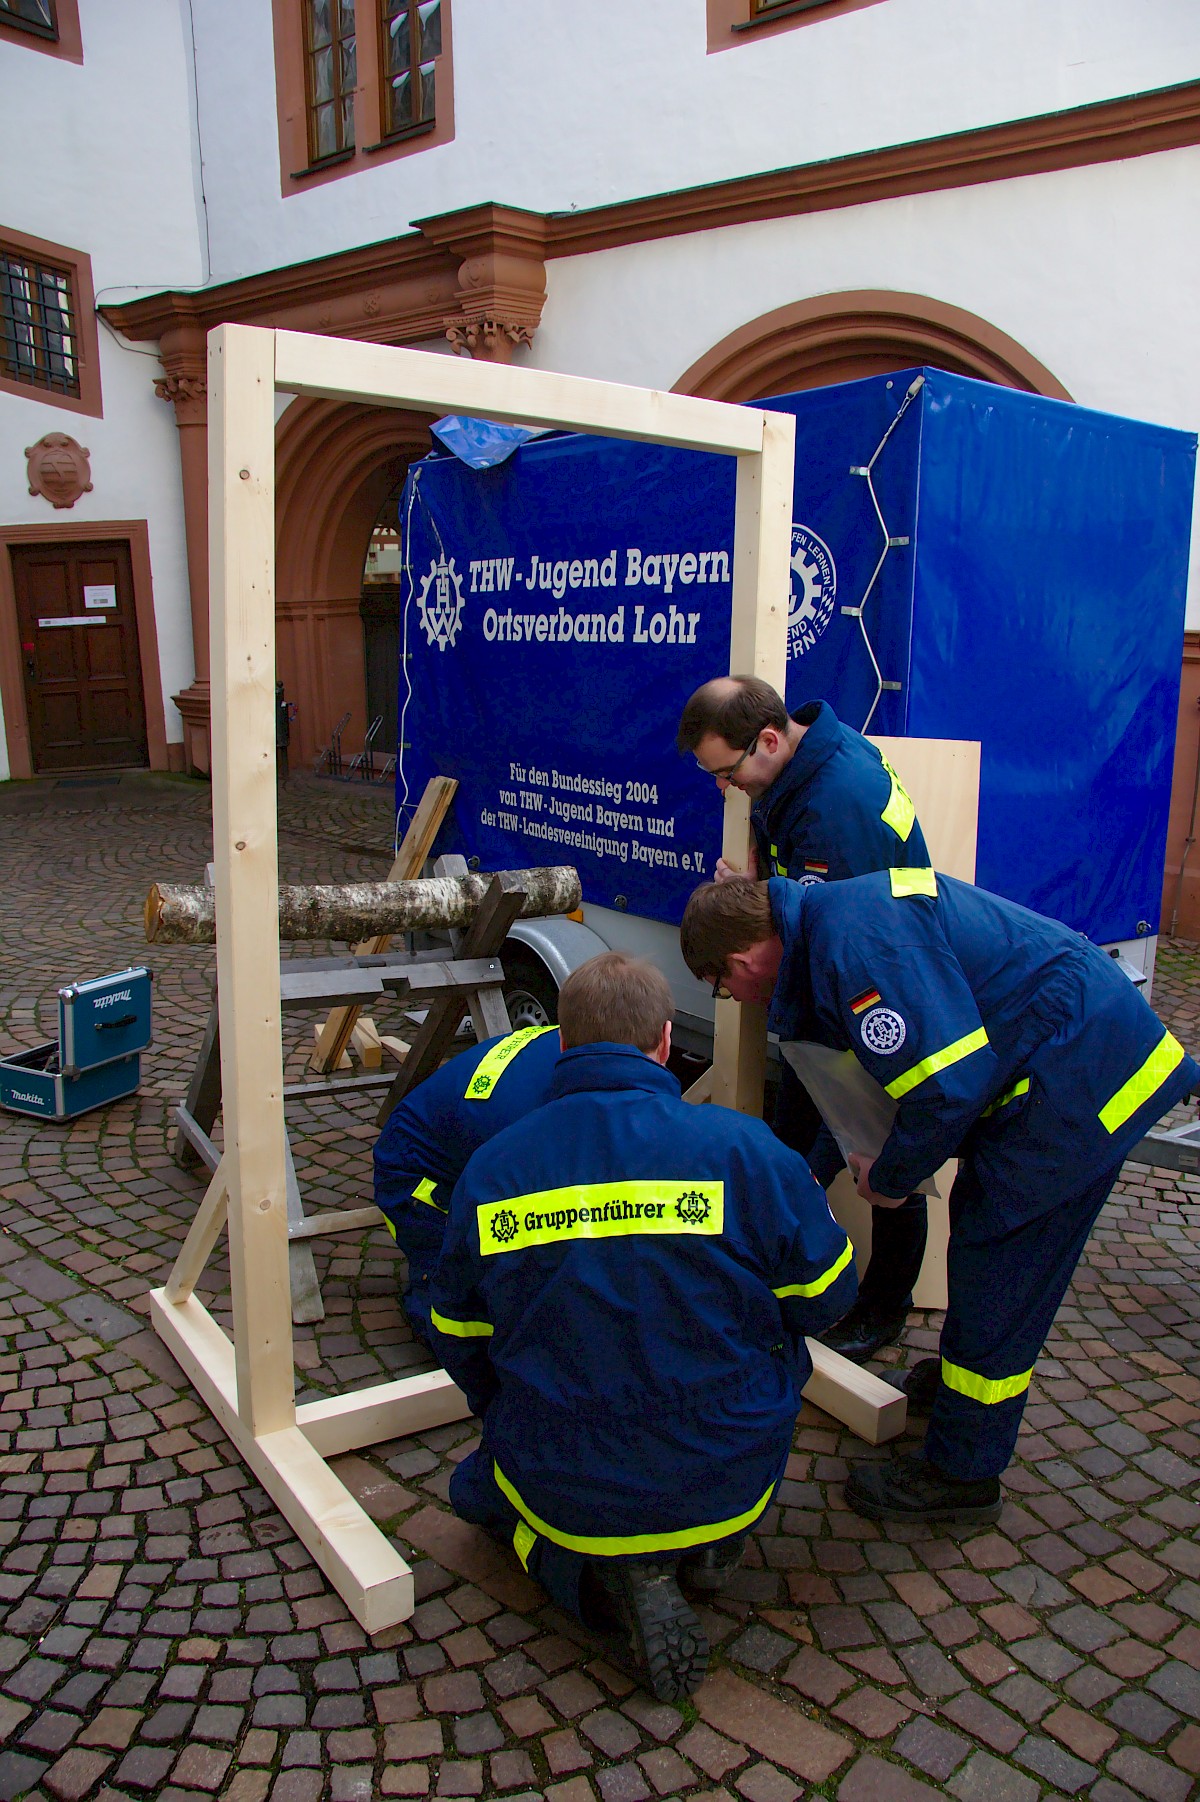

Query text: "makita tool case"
[0, 966, 152, 1120]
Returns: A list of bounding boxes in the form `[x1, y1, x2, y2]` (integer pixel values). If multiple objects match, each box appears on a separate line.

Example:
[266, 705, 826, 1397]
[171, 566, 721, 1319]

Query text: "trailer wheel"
[502, 953, 559, 1030]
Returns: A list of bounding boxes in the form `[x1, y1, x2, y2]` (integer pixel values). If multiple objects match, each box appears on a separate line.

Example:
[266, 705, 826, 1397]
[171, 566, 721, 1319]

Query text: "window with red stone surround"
[707, 0, 887, 53]
[0, 225, 101, 417]
[0, 0, 82, 63]
[273, 0, 454, 197]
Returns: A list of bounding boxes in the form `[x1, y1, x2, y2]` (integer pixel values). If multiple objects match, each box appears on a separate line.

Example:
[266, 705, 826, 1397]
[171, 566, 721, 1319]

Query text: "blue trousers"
[924, 1152, 1122, 1481]
[450, 1448, 592, 1619]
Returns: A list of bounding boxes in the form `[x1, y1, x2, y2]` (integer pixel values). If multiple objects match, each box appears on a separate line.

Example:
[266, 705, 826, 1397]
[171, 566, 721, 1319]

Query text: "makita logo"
[9, 1090, 47, 1107]
[94, 990, 132, 1010]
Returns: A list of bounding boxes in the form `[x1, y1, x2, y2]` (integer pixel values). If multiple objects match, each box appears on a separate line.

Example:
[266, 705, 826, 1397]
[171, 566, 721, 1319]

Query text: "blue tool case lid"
[58, 967, 153, 1073]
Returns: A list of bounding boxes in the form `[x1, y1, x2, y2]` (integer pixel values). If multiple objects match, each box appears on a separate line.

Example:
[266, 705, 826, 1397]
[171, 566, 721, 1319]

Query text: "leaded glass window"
[381, 0, 440, 139]
[0, 251, 78, 396]
[305, 0, 357, 164]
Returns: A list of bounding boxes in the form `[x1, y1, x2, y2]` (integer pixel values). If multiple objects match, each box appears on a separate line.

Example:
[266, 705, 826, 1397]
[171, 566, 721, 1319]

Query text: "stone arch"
[673, 291, 1072, 403]
[274, 397, 436, 763]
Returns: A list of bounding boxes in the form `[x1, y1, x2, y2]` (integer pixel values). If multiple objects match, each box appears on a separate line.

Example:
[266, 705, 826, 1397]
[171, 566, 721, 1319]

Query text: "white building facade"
[3, 0, 1200, 912]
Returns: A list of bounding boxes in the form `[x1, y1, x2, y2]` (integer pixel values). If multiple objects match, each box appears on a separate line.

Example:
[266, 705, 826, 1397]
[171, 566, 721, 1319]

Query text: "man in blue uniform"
[677, 673, 931, 1360]
[374, 1024, 560, 1345]
[429, 952, 856, 1701]
[679, 872, 1197, 1523]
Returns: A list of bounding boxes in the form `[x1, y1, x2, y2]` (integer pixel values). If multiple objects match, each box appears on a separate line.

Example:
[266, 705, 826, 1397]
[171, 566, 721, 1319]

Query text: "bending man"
[677, 673, 930, 1360]
[429, 952, 855, 1701]
[374, 1024, 561, 1344]
[679, 871, 1196, 1523]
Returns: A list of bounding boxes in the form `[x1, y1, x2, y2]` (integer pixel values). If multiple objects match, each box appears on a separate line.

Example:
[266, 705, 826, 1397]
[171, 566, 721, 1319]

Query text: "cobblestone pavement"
[0, 771, 1197, 1802]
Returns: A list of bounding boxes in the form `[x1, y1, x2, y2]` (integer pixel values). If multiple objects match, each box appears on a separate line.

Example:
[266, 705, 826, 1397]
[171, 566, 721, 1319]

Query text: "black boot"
[594, 1560, 709, 1702]
[821, 1299, 908, 1362]
[891, 1355, 942, 1415]
[678, 1534, 746, 1595]
[845, 1451, 1001, 1524]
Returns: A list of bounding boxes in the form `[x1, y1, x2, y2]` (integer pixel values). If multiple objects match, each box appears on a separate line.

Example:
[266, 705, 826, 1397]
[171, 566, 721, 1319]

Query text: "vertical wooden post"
[208, 323, 296, 1437]
[710, 407, 796, 1115]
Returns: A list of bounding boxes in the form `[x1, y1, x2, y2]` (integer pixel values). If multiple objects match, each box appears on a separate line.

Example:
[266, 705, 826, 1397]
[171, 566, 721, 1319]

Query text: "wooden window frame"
[0, 0, 80, 62]
[272, 0, 454, 197]
[708, 0, 887, 53]
[0, 225, 101, 418]
[302, 0, 358, 168]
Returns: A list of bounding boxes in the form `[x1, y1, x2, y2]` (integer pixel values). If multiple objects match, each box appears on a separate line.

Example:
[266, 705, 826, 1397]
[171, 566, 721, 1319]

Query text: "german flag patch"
[804, 859, 829, 875]
[850, 986, 881, 1015]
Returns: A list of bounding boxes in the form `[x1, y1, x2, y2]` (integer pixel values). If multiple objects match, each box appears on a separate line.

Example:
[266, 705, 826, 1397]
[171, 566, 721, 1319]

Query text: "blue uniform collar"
[550, 1043, 682, 1101]
[766, 878, 814, 1037]
[753, 700, 838, 825]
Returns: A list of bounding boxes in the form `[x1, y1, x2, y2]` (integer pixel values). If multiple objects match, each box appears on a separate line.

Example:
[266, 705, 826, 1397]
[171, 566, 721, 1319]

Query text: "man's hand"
[847, 1153, 907, 1208]
[715, 845, 759, 884]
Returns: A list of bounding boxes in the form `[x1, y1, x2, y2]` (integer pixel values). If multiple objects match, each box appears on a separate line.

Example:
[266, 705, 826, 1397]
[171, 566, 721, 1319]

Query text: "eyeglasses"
[711, 973, 732, 1001]
[701, 734, 759, 784]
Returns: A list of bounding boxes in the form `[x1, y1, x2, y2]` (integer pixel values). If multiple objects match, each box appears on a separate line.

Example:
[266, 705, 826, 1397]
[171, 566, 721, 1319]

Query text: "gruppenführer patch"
[860, 1007, 907, 1054]
[477, 1181, 724, 1256]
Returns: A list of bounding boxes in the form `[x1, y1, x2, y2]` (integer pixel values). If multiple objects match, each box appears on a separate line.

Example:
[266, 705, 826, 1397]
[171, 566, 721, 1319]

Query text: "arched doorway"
[274, 397, 436, 765]
[673, 291, 1072, 402]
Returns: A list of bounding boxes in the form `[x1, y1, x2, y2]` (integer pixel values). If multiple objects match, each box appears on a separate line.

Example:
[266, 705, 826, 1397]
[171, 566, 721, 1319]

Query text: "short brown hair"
[676, 675, 789, 755]
[680, 880, 774, 981]
[557, 952, 673, 1051]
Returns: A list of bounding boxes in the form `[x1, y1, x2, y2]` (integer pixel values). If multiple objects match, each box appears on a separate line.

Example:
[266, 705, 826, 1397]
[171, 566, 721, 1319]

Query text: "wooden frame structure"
[150, 325, 801, 1630]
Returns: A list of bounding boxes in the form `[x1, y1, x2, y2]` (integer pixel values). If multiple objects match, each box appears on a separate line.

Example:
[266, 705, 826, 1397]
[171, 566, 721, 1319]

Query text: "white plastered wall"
[530, 147, 1200, 626]
[0, 1, 207, 780]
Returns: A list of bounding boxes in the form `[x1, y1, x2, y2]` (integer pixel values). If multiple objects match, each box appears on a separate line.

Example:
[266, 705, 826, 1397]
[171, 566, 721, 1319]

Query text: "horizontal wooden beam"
[273, 329, 766, 456]
[151, 1289, 418, 1630]
[296, 1369, 473, 1458]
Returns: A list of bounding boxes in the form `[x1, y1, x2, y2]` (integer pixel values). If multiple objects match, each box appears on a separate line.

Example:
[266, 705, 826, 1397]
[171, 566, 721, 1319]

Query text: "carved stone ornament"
[26, 433, 93, 509]
[445, 317, 536, 360]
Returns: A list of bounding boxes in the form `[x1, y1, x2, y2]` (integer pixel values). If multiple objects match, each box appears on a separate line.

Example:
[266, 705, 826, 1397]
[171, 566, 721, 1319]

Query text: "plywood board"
[869, 736, 980, 881]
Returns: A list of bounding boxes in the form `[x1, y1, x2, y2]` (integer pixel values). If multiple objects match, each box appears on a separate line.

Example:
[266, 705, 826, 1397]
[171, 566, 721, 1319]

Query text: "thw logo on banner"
[418, 556, 466, 650]
[788, 524, 836, 660]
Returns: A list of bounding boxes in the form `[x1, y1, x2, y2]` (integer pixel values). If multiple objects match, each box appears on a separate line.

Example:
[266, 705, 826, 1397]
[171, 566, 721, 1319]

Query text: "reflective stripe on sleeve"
[513, 1520, 537, 1571]
[880, 758, 916, 842]
[493, 1459, 777, 1557]
[885, 1027, 990, 1100]
[889, 866, 937, 899]
[1099, 1032, 1186, 1135]
[981, 1076, 1030, 1118]
[941, 1356, 1032, 1405]
[413, 1177, 443, 1209]
[465, 1024, 558, 1101]
[429, 1307, 493, 1339]
[773, 1238, 855, 1300]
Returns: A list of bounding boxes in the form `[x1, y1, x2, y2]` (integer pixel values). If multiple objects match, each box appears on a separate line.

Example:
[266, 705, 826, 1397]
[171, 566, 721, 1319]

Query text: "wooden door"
[12, 539, 148, 771]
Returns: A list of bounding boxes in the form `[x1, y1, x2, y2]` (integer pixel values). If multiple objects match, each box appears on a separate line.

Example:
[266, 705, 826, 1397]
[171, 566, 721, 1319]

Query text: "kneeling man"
[680, 871, 1197, 1524]
[429, 952, 855, 1701]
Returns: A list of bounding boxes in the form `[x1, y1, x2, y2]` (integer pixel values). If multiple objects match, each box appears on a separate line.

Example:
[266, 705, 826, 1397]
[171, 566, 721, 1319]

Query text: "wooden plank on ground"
[803, 1339, 907, 1445]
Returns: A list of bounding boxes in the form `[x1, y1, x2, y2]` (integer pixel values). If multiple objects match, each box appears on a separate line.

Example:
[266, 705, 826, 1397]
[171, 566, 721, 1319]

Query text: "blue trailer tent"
[397, 369, 1195, 961]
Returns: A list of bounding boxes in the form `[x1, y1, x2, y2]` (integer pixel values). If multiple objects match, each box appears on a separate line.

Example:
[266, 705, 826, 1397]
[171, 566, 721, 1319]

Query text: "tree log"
[145, 868, 583, 946]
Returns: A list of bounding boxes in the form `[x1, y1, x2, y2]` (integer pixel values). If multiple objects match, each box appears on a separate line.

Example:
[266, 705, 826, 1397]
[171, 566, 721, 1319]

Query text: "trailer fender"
[505, 916, 611, 991]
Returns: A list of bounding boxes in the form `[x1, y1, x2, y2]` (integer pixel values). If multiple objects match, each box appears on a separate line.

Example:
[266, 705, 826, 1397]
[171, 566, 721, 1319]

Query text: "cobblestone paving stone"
[0, 770, 1196, 1802]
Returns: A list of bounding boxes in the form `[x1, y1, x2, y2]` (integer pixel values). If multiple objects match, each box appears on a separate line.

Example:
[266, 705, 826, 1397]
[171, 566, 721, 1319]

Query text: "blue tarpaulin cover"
[399, 369, 1195, 943]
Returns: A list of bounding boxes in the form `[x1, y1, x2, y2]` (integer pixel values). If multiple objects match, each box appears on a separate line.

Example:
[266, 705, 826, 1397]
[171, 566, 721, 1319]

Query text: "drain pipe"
[1169, 696, 1200, 938]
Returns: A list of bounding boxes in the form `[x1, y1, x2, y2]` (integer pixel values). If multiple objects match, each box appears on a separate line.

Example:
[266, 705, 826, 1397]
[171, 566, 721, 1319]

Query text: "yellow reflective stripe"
[493, 1459, 776, 1557]
[465, 1024, 558, 1102]
[1099, 1032, 1186, 1135]
[382, 1215, 397, 1240]
[981, 1077, 1030, 1118]
[889, 866, 937, 899]
[880, 757, 916, 843]
[885, 1027, 990, 1101]
[941, 1356, 1032, 1405]
[429, 1307, 493, 1339]
[773, 1237, 854, 1300]
[413, 1177, 441, 1208]
[513, 1520, 536, 1571]
[478, 1181, 723, 1257]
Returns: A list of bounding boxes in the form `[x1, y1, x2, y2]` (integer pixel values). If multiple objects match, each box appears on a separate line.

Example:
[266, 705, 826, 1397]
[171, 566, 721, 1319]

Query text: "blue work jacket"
[751, 701, 930, 883]
[374, 1026, 562, 1234]
[430, 1044, 856, 1556]
[767, 873, 1198, 1201]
